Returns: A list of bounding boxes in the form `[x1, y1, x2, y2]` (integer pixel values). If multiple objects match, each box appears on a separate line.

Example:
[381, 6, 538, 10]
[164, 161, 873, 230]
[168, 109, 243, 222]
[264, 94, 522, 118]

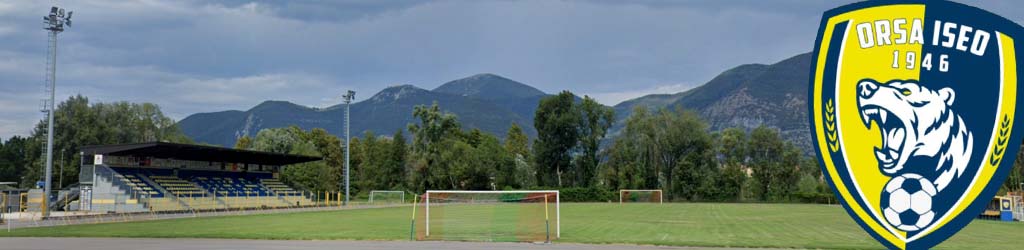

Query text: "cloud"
[586, 83, 694, 106]
[165, 73, 336, 109]
[1, 0, 1021, 139]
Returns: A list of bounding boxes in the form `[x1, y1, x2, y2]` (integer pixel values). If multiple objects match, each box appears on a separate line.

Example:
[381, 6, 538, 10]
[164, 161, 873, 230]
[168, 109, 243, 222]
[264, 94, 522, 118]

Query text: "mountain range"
[178, 74, 545, 147]
[178, 53, 813, 153]
[612, 53, 812, 153]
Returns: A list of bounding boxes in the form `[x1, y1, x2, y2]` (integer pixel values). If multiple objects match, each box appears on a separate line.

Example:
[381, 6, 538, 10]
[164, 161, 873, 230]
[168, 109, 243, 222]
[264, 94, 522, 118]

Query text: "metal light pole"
[58, 149, 64, 190]
[342, 90, 355, 206]
[41, 6, 71, 218]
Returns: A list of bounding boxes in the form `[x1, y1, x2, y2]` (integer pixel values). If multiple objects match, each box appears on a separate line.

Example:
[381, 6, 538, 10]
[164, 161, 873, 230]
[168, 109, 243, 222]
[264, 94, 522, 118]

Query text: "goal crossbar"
[424, 190, 560, 239]
[369, 190, 406, 203]
[619, 189, 663, 204]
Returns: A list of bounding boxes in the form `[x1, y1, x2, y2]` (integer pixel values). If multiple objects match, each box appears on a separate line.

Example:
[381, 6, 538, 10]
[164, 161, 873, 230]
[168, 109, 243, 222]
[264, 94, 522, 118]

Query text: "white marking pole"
[424, 192, 429, 236]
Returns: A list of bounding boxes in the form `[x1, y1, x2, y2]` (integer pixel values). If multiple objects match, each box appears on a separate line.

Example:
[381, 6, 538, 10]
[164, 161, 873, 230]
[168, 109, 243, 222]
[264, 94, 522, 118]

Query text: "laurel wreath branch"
[825, 99, 839, 152]
[989, 114, 1011, 166]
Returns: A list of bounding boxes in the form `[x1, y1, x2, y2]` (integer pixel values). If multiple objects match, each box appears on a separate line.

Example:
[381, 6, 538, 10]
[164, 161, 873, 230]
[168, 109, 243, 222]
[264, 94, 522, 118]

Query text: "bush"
[557, 187, 616, 202]
[794, 191, 837, 204]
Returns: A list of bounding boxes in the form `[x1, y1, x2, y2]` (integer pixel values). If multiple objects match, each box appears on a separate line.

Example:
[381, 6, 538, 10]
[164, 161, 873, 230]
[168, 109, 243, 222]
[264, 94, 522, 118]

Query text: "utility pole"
[342, 90, 355, 206]
[41, 6, 72, 219]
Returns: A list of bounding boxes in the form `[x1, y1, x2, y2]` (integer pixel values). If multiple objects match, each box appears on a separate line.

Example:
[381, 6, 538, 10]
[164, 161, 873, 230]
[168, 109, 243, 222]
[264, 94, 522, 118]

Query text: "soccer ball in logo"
[881, 173, 937, 231]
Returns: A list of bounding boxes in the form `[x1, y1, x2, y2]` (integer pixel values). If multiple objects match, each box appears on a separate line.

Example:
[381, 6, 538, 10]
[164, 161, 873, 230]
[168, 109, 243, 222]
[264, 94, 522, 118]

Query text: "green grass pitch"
[3, 203, 1023, 249]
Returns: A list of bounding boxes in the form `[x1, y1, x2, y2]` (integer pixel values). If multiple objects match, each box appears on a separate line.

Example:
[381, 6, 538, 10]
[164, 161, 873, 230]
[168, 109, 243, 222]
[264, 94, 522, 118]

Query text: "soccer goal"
[414, 190, 559, 243]
[619, 189, 663, 204]
[368, 190, 406, 204]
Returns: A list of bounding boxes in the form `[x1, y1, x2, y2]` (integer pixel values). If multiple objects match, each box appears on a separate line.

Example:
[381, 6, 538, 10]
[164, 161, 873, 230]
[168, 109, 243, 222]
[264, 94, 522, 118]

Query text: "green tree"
[504, 123, 534, 189]
[234, 136, 253, 149]
[717, 128, 749, 167]
[601, 107, 716, 201]
[533, 91, 581, 187]
[407, 102, 462, 192]
[504, 123, 530, 157]
[305, 128, 343, 192]
[748, 126, 803, 202]
[443, 137, 504, 190]
[385, 130, 408, 190]
[16, 95, 191, 188]
[353, 131, 381, 193]
[715, 128, 749, 201]
[718, 163, 747, 201]
[1003, 147, 1024, 194]
[280, 139, 327, 192]
[250, 126, 340, 193]
[473, 133, 514, 190]
[602, 107, 656, 190]
[252, 127, 299, 154]
[573, 96, 615, 187]
[659, 109, 715, 201]
[0, 137, 30, 183]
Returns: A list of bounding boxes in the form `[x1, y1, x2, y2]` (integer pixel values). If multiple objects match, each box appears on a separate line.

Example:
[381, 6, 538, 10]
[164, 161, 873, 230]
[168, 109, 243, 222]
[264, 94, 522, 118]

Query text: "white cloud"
[585, 83, 694, 106]
[3, 0, 1021, 140]
[166, 73, 334, 107]
[0, 91, 42, 137]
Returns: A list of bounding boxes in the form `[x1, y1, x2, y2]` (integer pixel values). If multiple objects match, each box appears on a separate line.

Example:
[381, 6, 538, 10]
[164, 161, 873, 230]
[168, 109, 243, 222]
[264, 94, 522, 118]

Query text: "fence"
[1, 197, 406, 231]
[4, 165, 388, 228]
[1014, 195, 1023, 222]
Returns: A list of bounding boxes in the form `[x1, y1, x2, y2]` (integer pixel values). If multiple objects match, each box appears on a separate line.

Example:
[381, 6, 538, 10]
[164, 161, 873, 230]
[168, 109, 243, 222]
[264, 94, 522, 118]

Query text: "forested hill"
[177, 74, 549, 147]
[612, 53, 813, 154]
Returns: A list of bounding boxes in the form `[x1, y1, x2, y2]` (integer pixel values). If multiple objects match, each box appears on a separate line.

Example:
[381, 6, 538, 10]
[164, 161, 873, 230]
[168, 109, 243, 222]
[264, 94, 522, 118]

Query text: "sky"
[1, 0, 1022, 139]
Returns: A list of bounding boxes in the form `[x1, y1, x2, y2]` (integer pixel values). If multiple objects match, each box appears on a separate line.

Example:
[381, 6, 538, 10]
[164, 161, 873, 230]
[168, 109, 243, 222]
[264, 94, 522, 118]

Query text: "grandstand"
[78, 142, 322, 213]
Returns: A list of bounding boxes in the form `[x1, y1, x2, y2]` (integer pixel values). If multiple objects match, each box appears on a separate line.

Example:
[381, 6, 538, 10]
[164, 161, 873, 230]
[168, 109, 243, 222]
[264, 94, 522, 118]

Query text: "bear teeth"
[860, 108, 884, 127]
[875, 148, 888, 161]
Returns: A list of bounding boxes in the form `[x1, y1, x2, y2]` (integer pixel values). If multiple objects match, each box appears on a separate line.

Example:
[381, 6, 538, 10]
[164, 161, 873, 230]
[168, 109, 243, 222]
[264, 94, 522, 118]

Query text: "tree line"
[4, 94, 1023, 203]
[0, 95, 192, 189]
[604, 108, 826, 202]
[237, 90, 832, 202]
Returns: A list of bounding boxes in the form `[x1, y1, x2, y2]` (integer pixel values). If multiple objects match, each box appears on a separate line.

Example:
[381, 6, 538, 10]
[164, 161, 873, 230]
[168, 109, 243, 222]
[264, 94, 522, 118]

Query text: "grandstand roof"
[80, 142, 321, 166]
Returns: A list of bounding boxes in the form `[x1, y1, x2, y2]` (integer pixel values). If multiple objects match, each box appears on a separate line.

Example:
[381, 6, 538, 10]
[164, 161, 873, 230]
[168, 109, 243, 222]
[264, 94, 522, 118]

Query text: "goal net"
[369, 190, 405, 204]
[414, 190, 559, 243]
[619, 189, 663, 203]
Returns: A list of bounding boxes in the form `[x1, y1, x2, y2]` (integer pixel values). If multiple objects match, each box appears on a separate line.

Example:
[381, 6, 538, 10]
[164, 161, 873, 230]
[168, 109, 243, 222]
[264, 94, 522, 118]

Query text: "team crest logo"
[809, 1, 1024, 249]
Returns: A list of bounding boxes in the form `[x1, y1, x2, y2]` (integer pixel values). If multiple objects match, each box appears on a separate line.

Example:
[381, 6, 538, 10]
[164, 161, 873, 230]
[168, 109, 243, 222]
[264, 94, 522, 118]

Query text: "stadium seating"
[261, 179, 301, 196]
[110, 167, 166, 198]
[190, 175, 271, 197]
[150, 175, 207, 197]
[103, 167, 314, 211]
[261, 178, 316, 206]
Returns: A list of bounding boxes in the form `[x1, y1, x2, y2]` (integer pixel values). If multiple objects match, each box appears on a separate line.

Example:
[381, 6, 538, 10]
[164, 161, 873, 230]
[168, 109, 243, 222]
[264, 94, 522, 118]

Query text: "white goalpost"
[368, 190, 405, 204]
[619, 189, 663, 204]
[419, 190, 560, 242]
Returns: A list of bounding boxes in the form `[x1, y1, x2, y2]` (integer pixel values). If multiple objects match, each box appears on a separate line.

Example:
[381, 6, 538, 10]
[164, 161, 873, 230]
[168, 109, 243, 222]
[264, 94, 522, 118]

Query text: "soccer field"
[3, 203, 1022, 249]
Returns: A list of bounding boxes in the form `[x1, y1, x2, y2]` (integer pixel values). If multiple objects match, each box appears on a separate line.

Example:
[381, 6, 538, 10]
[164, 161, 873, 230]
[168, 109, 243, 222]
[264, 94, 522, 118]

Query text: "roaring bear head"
[856, 79, 973, 191]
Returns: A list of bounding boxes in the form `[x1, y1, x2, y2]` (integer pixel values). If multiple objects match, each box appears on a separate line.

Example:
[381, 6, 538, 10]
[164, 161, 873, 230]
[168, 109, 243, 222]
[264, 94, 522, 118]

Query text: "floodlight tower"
[342, 90, 355, 206]
[41, 6, 72, 218]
